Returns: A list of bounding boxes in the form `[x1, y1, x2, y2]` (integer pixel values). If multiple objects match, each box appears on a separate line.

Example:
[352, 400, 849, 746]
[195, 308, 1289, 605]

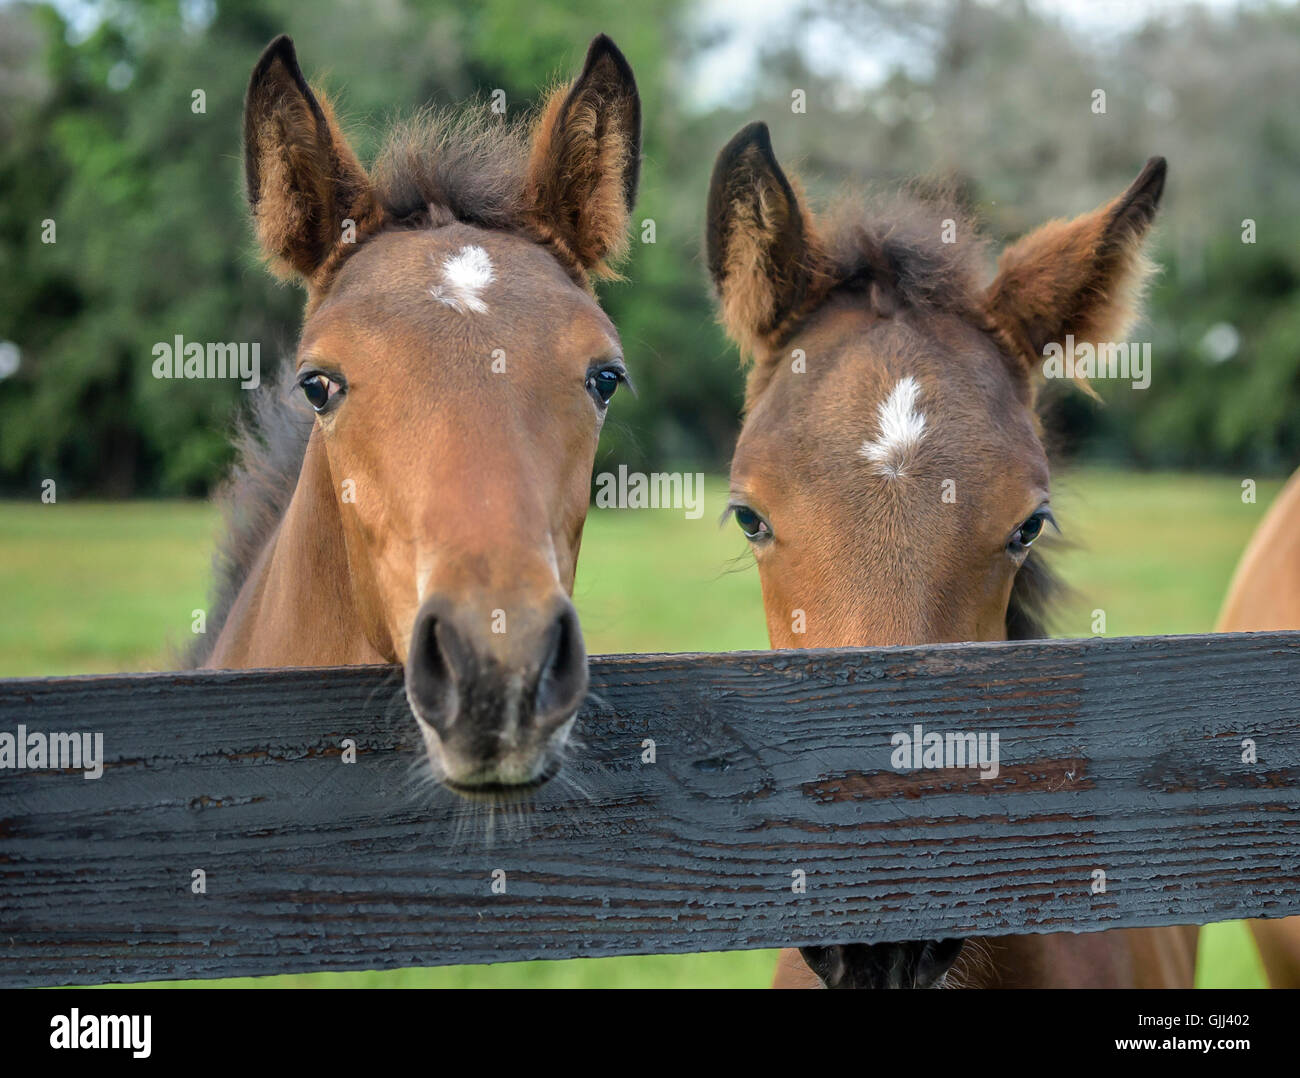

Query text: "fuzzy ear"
[985, 157, 1167, 372]
[524, 34, 641, 277]
[243, 35, 381, 287]
[706, 122, 827, 358]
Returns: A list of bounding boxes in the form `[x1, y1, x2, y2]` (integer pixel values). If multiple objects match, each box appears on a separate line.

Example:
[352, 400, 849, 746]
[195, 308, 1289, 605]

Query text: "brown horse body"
[708, 123, 1198, 988]
[200, 34, 640, 795]
[1218, 467, 1300, 988]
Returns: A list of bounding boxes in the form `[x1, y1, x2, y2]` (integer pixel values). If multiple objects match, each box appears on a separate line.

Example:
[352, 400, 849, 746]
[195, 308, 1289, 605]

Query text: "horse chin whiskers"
[397, 736, 537, 852]
[446, 787, 539, 850]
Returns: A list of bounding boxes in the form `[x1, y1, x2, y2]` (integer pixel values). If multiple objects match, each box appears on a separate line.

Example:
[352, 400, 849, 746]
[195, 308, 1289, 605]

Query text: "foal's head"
[709, 124, 1165, 650]
[243, 35, 639, 791]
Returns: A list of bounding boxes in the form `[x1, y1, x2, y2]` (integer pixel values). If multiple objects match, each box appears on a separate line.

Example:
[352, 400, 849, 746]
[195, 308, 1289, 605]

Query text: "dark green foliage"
[1, 0, 1297, 496]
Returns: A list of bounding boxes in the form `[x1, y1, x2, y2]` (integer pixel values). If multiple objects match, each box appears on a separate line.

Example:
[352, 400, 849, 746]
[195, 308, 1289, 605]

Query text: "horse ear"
[525, 34, 641, 276]
[985, 157, 1167, 373]
[706, 123, 826, 358]
[243, 35, 381, 286]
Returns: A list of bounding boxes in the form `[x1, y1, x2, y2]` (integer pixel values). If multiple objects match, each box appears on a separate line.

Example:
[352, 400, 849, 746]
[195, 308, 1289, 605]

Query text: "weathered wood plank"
[1, 631, 1298, 987]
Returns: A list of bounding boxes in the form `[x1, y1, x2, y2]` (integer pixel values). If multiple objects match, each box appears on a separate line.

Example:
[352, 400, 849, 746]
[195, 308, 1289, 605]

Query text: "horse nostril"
[406, 606, 459, 736]
[534, 603, 588, 727]
[407, 597, 586, 749]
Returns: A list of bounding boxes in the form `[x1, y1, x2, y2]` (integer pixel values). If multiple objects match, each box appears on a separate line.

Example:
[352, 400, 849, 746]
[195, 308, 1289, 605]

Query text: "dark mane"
[191, 108, 543, 667]
[188, 364, 313, 666]
[739, 182, 995, 406]
[737, 184, 993, 404]
[1005, 547, 1065, 640]
[371, 105, 531, 233]
[817, 183, 988, 317]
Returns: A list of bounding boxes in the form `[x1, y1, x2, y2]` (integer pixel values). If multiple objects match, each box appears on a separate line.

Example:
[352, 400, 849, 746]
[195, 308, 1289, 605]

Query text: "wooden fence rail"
[1, 631, 1298, 987]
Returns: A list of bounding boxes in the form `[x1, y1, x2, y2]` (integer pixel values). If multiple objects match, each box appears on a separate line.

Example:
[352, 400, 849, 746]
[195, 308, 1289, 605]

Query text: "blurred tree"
[0, 0, 713, 496]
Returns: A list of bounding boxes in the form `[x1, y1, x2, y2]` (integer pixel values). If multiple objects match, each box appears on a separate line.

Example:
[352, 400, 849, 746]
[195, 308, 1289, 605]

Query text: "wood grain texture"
[1, 632, 1298, 987]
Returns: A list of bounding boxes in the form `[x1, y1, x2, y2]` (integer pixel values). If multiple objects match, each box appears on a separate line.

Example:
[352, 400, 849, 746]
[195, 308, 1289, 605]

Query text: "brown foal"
[197, 34, 640, 796]
[708, 122, 1199, 987]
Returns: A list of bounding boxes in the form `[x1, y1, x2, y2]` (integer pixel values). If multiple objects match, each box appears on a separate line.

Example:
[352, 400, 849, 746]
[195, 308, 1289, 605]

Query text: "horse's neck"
[205, 439, 393, 670]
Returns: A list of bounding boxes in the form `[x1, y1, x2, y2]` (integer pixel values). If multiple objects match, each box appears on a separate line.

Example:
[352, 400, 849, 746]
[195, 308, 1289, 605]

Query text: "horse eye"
[586, 368, 621, 406]
[733, 506, 772, 542]
[1011, 509, 1050, 550]
[300, 373, 341, 412]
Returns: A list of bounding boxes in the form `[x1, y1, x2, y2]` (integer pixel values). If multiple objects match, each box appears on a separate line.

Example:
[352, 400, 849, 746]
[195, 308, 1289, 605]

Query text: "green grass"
[1047, 469, 1284, 639]
[0, 468, 1284, 988]
[95, 949, 784, 990]
[0, 501, 216, 676]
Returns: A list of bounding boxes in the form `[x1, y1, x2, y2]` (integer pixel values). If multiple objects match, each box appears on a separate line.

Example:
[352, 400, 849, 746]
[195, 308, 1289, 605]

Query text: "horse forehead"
[303, 231, 618, 370]
[735, 338, 1006, 489]
[419, 229, 566, 304]
[331, 227, 576, 306]
[319, 228, 609, 337]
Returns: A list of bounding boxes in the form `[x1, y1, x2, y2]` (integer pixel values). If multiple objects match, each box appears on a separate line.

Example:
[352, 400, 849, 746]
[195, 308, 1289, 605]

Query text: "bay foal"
[197, 34, 640, 795]
[708, 123, 1198, 987]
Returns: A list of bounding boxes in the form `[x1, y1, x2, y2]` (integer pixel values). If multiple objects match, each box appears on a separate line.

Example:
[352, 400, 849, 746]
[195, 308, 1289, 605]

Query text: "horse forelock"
[756, 182, 989, 361]
[369, 103, 591, 287]
[372, 106, 530, 234]
[820, 185, 986, 314]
